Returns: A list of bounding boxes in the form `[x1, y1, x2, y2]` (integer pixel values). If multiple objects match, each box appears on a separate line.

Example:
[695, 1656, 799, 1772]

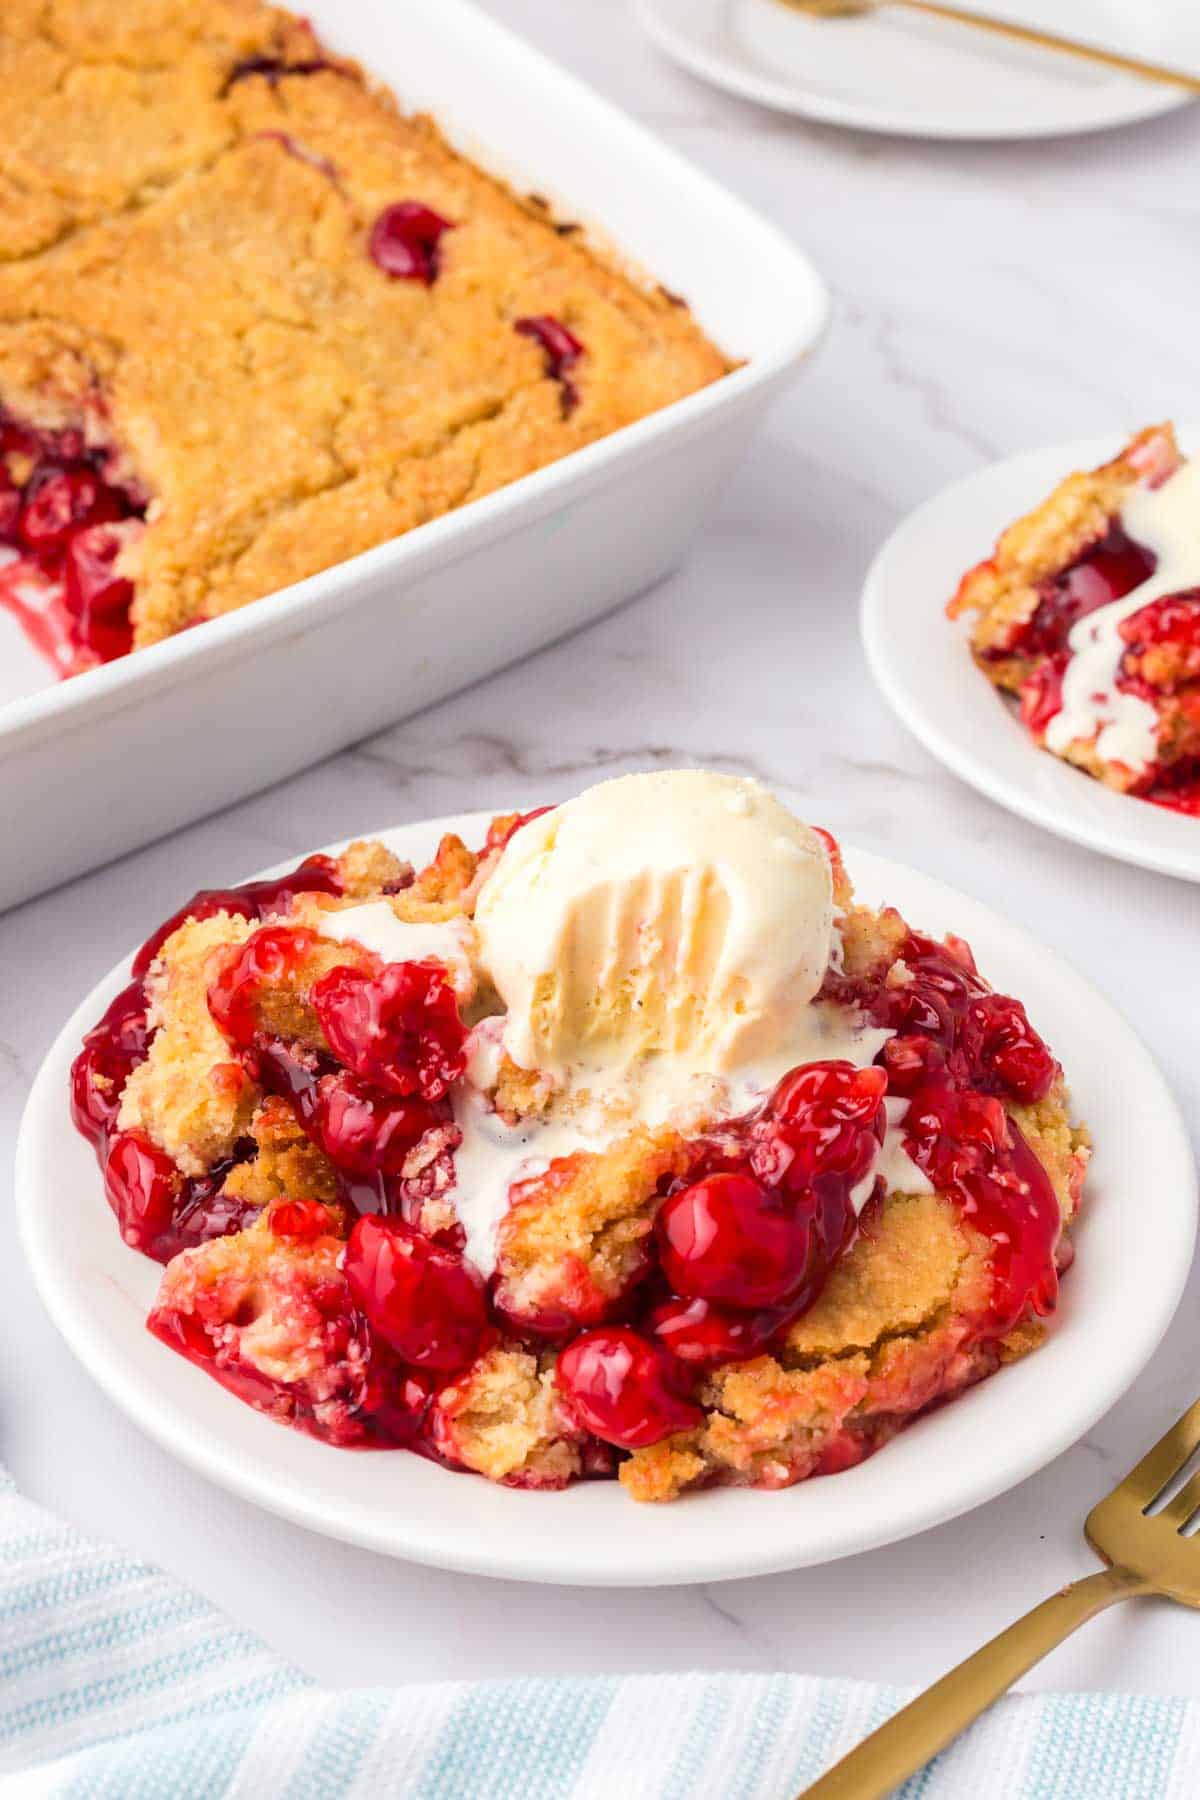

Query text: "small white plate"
[862, 432, 1200, 885]
[635, 0, 1194, 140]
[17, 813, 1196, 1585]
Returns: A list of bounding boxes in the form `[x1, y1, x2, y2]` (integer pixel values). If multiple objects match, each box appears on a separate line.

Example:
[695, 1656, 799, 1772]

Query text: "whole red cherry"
[369, 202, 453, 284]
[313, 959, 466, 1101]
[655, 1171, 812, 1311]
[344, 1215, 486, 1373]
[555, 1326, 703, 1449]
[103, 1131, 178, 1253]
[757, 1061, 886, 1191]
[307, 1071, 436, 1177]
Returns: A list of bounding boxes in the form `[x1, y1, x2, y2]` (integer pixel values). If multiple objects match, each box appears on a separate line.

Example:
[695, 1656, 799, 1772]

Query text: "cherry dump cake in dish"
[949, 425, 1200, 816]
[0, 0, 727, 678]
[70, 773, 1089, 1502]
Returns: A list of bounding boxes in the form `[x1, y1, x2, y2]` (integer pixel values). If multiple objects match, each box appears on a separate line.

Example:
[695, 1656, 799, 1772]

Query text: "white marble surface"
[4, 0, 1200, 1705]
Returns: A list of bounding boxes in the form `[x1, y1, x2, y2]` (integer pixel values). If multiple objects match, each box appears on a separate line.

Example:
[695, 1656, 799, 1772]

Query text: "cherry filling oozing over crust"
[999, 521, 1158, 665]
[6, 225, 591, 682]
[69, 828, 1070, 1478]
[206, 926, 466, 1229]
[982, 510, 1200, 815]
[1118, 591, 1200, 813]
[845, 932, 1061, 1331]
[71, 856, 347, 1259]
[0, 411, 146, 675]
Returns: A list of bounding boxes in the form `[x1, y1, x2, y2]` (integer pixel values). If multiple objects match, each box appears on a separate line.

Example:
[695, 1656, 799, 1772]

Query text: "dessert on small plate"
[862, 428, 1200, 884]
[949, 425, 1199, 819]
[18, 777, 1196, 1580]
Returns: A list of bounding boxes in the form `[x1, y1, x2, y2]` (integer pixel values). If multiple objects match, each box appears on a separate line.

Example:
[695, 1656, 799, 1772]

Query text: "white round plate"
[17, 813, 1196, 1584]
[863, 431, 1200, 885]
[635, 0, 1193, 140]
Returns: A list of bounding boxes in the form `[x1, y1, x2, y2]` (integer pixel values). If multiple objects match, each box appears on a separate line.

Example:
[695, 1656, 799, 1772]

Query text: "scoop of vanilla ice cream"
[473, 771, 835, 1082]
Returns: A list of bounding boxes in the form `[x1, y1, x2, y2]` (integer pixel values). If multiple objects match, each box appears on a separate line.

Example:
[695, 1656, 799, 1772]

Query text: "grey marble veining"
[1, 0, 1198, 1699]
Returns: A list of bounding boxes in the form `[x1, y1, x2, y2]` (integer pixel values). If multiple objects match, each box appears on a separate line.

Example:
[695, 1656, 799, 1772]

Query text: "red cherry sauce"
[1008, 528, 1200, 820]
[1006, 521, 1156, 664]
[990, 519, 1154, 736]
[0, 411, 146, 676]
[1147, 774, 1200, 817]
[131, 855, 343, 977]
[101, 1129, 257, 1263]
[205, 925, 465, 1234]
[147, 1271, 434, 1451]
[69, 855, 349, 1260]
[835, 932, 1063, 1331]
[630, 1061, 888, 1374]
[76, 830, 1069, 1467]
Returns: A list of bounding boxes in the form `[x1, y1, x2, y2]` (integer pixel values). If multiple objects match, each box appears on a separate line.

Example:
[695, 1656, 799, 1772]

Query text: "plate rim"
[633, 0, 1191, 142]
[17, 812, 1198, 1584]
[861, 431, 1200, 885]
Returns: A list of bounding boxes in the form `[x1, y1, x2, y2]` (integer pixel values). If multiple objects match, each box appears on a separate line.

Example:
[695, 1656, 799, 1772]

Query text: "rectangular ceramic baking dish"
[0, 0, 829, 913]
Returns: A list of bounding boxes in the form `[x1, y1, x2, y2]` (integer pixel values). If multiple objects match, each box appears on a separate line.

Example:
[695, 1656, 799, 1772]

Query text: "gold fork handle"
[799, 1565, 1149, 1800]
[889, 0, 1200, 94]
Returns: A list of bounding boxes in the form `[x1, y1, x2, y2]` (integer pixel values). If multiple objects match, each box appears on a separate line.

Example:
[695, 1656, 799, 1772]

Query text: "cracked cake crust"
[70, 815, 1090, 1503]
[0, 0, 728, 661]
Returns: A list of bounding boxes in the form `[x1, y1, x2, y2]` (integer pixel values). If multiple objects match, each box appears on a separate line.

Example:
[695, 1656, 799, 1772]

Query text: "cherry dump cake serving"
[69, 773, 1090, 1502]
[0, 0, 727, 678]
[950, 424, 1200, 816]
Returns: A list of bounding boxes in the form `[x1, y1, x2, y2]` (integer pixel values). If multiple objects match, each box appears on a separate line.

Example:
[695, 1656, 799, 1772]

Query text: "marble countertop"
[4, 0, 1200, 1704]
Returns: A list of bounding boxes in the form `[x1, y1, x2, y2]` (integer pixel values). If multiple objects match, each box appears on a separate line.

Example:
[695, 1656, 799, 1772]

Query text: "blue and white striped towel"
[2, 1463, 1197, 1798]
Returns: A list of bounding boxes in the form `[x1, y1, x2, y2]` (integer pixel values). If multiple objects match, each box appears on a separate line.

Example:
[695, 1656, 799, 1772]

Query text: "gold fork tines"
[776, 0, 1200, 96]
[1086, 1395, 1200, 1597]
[799, 1396, 1200, 1799]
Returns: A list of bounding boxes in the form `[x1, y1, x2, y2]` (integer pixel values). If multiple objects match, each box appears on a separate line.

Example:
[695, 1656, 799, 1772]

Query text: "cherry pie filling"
[987, 518, 1200, 813]
[70, 832, 1069, 1474]
[6, 174, 592, 685]
[0, 411, 146, 675]
[72, 855, 348, 1259]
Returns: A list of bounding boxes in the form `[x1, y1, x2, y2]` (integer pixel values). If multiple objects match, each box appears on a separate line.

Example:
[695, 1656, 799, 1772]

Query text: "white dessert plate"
[17, 812, 1196, 1585]
[635, 0, 1195, 140]
[862, 431, 1200, 885]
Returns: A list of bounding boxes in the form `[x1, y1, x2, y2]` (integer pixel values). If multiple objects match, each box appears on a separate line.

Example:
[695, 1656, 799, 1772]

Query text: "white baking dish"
[0, 0, 829, 913]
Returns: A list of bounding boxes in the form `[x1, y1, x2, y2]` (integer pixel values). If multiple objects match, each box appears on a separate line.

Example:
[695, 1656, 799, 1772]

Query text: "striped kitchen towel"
[3, 1464, 1197, 1798]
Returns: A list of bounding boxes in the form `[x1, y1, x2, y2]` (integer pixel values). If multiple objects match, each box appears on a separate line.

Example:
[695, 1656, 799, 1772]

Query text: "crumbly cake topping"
[949, 422, 1200, 814]
[70, 801, 1090, 1503]
[0, 0, 728, 673]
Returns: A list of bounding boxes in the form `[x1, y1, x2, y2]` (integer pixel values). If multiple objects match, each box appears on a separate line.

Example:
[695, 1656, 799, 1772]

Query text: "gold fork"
[776, 0, 1200, 96]
[800, 1396, 1200, 1798]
